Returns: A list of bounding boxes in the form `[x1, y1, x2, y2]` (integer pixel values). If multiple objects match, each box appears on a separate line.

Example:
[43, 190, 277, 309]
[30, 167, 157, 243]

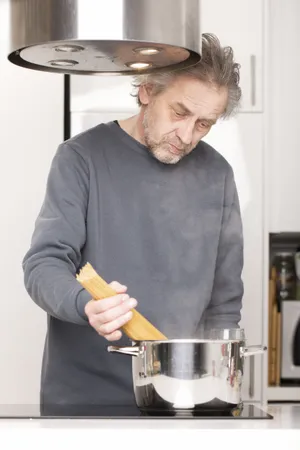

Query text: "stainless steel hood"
[7, 0, 202, 75]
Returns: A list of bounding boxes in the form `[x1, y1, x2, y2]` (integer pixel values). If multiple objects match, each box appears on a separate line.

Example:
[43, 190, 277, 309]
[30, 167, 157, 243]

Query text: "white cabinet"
[267, 0, 300, 233]
[269, 142, 300, 233]
[200, 0, 265, 113]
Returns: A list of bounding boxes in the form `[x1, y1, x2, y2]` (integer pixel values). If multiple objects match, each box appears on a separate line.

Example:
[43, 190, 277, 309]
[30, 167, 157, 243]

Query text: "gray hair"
[131, 33, 242, 118]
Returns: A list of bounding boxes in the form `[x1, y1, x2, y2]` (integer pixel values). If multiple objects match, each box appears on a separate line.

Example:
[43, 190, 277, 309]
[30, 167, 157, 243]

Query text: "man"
[22, 33, 244, 413]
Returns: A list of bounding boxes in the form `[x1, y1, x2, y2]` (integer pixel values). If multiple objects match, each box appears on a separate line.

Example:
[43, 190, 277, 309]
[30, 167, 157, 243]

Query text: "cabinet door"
[200, 0, 264, 113]
[268, 0, 300, 232]
[204, 113, 265, 402]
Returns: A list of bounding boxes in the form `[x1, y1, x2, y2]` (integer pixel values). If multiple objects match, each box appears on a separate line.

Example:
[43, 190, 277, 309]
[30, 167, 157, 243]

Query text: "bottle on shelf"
[273, 252, 296, 307]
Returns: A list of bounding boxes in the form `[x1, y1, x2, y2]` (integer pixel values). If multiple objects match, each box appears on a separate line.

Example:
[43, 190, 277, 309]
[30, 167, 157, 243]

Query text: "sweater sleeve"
[204, 165, 244, 329]
[22, 142, 91, 325]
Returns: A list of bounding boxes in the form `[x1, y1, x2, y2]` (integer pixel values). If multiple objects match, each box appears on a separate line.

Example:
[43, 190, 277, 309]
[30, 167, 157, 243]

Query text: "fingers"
[88, 298, 137, 335]
[109, 280, 127, 293]
[99, 297, 137, 322]
[98, 310, 133, 336]
[105, 330, 123, 342]
[92, 293, 129, 314]
[84, 280, 137, 342]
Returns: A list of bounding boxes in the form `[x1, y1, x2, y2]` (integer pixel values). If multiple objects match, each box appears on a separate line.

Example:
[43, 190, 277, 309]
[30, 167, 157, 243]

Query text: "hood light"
[133, 47, 162, 56]
[48, 60, 79, 67]
[54, 45, 85, 53]
[126, 62, 152, 70]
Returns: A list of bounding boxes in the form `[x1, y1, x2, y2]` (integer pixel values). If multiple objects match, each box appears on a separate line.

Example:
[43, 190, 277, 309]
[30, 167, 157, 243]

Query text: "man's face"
[140, 76, 228, 164]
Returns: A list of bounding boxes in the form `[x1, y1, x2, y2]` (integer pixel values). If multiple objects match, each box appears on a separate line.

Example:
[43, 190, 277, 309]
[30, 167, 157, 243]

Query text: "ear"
[138, 84, 153, 106]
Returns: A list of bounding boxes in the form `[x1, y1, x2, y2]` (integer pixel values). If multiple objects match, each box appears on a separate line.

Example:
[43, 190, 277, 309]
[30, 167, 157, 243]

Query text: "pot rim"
[132, 328, 246, 344]
[132, 338, 245, 344]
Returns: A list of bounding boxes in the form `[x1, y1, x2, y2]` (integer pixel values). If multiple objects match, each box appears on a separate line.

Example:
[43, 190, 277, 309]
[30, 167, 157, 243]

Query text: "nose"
[176, 121, 194, 145]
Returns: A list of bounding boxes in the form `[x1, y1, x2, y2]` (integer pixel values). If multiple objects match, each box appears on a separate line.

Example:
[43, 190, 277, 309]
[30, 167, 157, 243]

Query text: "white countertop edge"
[1, 428, 300, 450]
[0, 403, 299, 429]
[0, 404, 300, 450]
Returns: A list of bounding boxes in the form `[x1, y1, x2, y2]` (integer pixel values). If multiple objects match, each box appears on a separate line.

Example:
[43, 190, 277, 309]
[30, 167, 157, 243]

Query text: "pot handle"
[242, 345, 267, 357]
[107, 345, 141, 357]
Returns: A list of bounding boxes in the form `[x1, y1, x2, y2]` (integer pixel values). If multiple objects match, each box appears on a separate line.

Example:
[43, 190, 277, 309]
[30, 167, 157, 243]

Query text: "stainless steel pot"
[107, 329, 267, 413]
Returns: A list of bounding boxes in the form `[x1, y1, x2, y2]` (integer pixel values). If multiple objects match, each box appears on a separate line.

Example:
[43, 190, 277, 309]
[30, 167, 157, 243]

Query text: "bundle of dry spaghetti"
[76, 262, 167, 341]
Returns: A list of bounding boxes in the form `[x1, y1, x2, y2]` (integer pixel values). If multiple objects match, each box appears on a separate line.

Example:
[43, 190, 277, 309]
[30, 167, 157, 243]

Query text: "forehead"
[161, 75, 228, 118]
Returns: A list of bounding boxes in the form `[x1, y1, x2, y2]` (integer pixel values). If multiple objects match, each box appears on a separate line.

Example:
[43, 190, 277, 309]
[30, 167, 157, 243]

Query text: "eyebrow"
[173, 102, 217, 125]
[174, 102, 192, 115]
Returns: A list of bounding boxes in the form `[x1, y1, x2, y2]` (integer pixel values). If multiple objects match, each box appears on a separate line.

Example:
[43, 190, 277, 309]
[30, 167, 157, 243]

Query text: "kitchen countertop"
[1, 403, 299, 450]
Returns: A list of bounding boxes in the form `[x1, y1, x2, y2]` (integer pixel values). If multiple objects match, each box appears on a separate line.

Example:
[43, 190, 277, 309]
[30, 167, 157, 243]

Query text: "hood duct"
[7, 0, 202, 75]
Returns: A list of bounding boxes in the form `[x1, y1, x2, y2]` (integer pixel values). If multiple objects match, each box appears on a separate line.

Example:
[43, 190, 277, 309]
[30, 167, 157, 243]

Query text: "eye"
[173, 110, 185, 118]
[198, 121, 210, 129]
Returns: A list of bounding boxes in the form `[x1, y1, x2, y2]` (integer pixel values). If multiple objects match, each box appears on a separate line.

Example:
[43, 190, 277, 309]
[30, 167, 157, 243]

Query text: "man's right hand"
[84, 281, 137, 341]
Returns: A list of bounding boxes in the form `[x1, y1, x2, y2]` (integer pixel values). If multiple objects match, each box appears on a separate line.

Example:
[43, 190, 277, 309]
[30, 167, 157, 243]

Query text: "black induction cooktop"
[0, 404, 273, 420]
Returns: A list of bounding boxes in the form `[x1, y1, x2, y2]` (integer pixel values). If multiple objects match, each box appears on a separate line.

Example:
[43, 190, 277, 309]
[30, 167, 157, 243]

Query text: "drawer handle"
[250, 54, 256, 107]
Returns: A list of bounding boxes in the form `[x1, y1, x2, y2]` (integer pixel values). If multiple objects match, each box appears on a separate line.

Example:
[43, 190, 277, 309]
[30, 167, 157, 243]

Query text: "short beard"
[142, 106, 187, 165]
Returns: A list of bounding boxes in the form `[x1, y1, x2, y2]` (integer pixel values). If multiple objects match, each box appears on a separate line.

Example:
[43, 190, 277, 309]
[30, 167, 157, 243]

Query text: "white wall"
[0, 1, 64, 404]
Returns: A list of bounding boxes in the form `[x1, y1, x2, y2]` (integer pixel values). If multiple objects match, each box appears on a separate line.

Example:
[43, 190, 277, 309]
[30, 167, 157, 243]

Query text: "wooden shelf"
[268, 387, 300, 402]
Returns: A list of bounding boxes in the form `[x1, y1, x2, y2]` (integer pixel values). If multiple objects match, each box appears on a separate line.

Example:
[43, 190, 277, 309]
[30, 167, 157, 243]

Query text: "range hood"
[7, 0, 202, 75]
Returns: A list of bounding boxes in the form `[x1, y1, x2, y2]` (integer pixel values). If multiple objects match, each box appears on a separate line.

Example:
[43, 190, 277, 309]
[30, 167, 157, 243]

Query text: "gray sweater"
[22, 121, 244, 413]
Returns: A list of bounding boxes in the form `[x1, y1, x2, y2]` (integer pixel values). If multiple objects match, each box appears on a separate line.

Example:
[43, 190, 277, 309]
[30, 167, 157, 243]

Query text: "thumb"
[109, 280, 128, 294]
